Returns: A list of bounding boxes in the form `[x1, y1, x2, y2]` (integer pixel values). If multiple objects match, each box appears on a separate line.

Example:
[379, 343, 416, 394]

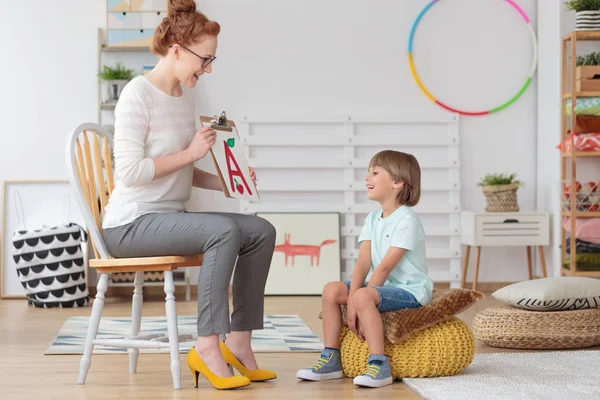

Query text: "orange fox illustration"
[274, 233, 336, 267]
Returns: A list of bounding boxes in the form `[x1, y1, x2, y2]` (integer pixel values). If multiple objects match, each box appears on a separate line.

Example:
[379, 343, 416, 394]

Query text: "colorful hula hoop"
[408, 0, 538, 116]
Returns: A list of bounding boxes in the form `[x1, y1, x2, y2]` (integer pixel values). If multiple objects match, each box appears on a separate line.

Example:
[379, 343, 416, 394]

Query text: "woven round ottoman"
[340, 317, 475, 379]
[473, 305, 600, 349]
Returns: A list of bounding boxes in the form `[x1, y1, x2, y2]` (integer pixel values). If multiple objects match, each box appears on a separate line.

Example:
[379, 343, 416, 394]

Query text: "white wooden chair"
[65, 123, 204, 389]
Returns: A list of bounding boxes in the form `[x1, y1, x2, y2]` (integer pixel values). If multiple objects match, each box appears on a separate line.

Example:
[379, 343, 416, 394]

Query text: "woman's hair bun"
[152, 0, 220, 56]
[168, 0, 197, 15]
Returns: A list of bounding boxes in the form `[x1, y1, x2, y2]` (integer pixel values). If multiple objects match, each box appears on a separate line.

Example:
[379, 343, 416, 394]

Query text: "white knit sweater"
[102, 76, 196, 229]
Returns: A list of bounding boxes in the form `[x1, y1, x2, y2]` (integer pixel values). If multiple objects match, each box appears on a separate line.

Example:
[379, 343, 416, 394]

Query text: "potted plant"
[98, 62, 136, 103]
[477, 173, 522, 212]
[576, 52, 600, 91]
[565, 0, 600, 31]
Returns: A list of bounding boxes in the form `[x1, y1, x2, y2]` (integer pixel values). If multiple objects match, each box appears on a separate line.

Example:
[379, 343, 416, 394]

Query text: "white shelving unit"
[96, 27, 155, 130]
[238, 113, 462, 287]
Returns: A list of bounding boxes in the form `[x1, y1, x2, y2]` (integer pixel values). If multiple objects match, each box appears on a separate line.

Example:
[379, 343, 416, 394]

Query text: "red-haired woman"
[101, 0, 277, 390]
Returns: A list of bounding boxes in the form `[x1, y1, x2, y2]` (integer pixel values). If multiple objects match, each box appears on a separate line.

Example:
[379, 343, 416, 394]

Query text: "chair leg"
[78, 273, 109, 385]
[164, 271, 181, 390]
[129, 271, 144, 374]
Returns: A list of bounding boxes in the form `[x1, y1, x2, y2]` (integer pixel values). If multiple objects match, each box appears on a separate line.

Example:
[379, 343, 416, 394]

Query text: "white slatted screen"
[238, 113, 461, 287]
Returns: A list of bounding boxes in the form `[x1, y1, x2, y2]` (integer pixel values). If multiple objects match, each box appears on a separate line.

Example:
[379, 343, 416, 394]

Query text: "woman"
[101, 0, 277, 390]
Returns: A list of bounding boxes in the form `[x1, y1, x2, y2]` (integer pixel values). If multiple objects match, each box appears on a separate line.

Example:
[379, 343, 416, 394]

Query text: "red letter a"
[224, 141, 252, 195]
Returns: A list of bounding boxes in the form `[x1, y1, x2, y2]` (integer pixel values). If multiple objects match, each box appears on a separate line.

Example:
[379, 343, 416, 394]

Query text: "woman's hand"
[249, 167, 257, 186]
[186, 126, 216, 162]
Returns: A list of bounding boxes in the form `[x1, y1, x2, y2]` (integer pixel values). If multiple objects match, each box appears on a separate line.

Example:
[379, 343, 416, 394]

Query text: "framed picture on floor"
[1, 180, 89, 300]
[256, 212, 341, 295]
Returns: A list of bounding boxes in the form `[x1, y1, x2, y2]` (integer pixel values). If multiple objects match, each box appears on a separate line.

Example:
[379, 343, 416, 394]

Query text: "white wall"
[1, 0, 541, 286]
[536, 0, 561, 277]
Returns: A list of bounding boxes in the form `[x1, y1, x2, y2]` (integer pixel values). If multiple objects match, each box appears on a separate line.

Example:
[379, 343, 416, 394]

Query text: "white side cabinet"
[460, 211, 550, 290]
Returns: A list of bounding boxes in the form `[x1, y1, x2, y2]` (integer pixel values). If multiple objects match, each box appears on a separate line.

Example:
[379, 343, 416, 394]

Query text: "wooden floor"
[0, 290, 580, 399]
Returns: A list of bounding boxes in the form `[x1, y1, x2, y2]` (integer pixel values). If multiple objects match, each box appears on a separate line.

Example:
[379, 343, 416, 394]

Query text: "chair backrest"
[65, 123, 115, 260]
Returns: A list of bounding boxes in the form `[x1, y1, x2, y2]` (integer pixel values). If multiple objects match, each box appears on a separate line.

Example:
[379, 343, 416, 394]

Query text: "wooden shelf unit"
[560, 30, 600, 278]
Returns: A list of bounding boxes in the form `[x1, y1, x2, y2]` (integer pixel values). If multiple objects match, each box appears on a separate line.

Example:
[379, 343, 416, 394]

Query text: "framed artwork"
[256, 212, 341, 295]
[200, 114, 260, 201]
[1, 180, 89, 300]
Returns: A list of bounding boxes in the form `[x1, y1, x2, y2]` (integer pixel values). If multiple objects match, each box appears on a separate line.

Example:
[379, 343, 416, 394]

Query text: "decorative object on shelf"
[1, 180, 89, 300]
[106, 0, 167, 47]
[557, 132, 600, 152]
[477, 173, 522, 212]
[408, 0, 537, 116]
[199, 114, 260, 201]
[255, 212, 341, 295]
[561, 30, 600, 279]
[576, 52, 600, 91]
[561, 180, 600, 212]
[565, 96, 600, 116]
[99, 62, 136, 103]
[564, 0, 600, 31]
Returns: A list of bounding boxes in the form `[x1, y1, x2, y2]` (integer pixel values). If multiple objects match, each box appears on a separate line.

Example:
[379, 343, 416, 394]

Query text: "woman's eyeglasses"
[169, 45, 216, 68]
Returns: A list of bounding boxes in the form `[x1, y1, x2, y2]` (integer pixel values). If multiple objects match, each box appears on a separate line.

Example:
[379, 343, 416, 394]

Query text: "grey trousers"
[102, 212, 276, 336]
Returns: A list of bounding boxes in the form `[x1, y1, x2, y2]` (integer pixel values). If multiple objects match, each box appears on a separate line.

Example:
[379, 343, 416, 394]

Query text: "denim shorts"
[344, 281, 421, 313]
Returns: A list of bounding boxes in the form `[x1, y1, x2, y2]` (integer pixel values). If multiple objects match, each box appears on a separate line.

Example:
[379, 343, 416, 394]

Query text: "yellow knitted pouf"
[339, 317, 475, 379]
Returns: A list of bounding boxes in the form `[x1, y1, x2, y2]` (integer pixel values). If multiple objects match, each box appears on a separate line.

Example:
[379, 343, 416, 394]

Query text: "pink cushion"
[563, 218, 600, 244]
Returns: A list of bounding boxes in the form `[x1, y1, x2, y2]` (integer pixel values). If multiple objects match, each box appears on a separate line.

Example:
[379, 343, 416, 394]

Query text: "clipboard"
[199, 112, 260, 201]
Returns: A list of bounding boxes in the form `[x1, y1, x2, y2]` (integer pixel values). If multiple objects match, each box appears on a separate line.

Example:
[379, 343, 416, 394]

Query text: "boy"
[296, 150, 433, 388]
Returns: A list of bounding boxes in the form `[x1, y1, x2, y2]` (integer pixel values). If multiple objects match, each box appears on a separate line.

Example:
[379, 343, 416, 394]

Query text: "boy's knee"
[322, 281, 346, 304]
[353, 287, 378, 310]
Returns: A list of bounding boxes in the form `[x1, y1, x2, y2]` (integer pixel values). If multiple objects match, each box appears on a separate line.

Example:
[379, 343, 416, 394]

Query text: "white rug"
[404, 350, 600, 400]
[46, 314, 323, 355]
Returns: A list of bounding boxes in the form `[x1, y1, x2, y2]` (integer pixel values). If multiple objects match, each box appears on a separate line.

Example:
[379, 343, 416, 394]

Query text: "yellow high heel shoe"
[187, 347, 251, 390]
[220, 341, 277, 382]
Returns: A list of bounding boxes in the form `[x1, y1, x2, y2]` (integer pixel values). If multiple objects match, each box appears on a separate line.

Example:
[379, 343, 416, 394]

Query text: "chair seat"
[90, 255, 203, 274]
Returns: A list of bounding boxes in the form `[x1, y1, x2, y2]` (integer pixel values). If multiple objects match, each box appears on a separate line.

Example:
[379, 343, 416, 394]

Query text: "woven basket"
[473, 305, 600, 350]
[481, 183, 520, 212]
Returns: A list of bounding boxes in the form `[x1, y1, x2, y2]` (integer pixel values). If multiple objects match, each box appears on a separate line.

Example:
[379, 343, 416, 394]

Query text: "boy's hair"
[369, 150, 421, 206]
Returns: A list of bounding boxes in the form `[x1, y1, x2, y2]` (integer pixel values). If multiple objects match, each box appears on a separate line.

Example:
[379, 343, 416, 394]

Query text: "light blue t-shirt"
[357, 205, 433, 305]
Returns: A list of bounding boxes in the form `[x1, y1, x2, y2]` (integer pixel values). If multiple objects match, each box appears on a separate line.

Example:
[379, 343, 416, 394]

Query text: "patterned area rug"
[404, 350, 600, 400]
[46, 314, 323, 355]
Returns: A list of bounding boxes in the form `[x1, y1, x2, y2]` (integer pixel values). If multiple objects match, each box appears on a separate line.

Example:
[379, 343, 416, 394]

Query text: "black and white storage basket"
[11, 192, 90, 308]
[576, 11, 600, 31]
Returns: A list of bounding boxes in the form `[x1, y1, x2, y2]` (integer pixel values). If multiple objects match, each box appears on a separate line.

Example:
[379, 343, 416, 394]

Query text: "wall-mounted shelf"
[560, 30, 600, 278]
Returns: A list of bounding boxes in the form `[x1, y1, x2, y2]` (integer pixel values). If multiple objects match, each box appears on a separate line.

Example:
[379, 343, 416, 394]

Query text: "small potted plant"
[99, 62, 136, 103]
[565, 0, 600, 31]
[576, 52, 600, 91]
[477, 173, 522, 212]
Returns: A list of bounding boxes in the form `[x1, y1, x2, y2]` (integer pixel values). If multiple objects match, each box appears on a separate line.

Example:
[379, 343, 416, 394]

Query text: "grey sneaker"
[353, 354, 394, 388]
[296, 348, 344, 381]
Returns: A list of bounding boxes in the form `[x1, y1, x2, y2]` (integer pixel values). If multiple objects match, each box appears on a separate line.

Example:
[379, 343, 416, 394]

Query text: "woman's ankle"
[224, 331, 252, 351]
[195, 334, 220, 355]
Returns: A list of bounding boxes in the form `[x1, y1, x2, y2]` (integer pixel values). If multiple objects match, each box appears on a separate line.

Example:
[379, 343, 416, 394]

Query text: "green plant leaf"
[98, 62, 136, 81]
[477, 173, 523, 187]
[576, 51, 600, 66]
[565, 0, 600, 12]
